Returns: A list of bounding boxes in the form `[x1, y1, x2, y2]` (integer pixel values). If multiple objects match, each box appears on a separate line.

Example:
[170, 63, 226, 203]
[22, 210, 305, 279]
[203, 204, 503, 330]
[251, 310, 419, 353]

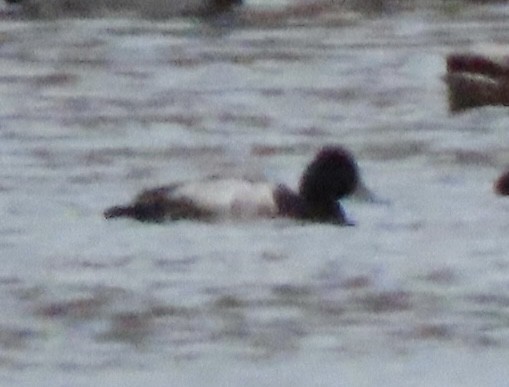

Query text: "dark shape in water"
[3, 0, 243, 19]
[495, 170, 509, 196]
[104, 145, 361, 225]
[444, 53, 509, 112]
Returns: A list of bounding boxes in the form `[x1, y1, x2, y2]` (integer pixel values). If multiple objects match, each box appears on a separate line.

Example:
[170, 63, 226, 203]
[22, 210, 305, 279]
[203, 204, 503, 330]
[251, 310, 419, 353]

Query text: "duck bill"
[351, 180, 387, 204]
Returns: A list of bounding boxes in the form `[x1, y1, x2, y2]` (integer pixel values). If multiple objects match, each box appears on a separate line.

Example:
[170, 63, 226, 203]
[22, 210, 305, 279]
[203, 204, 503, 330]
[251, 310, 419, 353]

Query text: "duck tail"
[103, 205, 135, 220]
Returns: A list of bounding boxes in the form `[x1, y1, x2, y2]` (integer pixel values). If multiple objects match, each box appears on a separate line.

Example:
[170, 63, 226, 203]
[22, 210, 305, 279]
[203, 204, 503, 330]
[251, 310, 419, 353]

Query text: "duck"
[104, 145, 361, 225]
[444, 52, 509, 112]
[3, 0, 353, 25]
[495, 170, 509, 196]
[2, 0, 243, 19]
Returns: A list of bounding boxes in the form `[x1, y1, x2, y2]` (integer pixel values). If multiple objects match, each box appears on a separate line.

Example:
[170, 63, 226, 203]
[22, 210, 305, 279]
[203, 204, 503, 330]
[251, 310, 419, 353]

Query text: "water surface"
[2, 3, 509, 386]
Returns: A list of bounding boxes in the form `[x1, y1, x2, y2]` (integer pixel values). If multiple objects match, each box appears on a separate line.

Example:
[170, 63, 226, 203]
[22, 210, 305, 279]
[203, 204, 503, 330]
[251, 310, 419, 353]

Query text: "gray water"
[2, 2, 509, 386]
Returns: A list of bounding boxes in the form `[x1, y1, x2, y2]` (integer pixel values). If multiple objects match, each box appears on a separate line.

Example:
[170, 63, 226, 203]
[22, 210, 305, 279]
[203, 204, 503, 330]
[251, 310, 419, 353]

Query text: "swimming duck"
[444, 52, 509, 112]
[2, 0, 243, 19]
[495, 170, 509, 196]
[104, 145, 361, 225]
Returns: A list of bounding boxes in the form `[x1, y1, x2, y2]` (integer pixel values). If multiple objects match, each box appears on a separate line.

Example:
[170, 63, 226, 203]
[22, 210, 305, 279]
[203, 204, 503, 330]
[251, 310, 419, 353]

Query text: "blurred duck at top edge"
[1, 0, 352, 22]
[2, 0, 243, 19]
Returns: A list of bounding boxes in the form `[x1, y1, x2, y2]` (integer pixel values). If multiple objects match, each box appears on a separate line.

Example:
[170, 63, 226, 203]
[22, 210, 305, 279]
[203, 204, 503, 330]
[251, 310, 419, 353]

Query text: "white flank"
[170, 178, 278, 218]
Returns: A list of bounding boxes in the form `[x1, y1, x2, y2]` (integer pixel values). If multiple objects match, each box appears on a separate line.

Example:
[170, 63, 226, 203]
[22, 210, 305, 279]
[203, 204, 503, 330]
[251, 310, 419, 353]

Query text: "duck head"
[298, 146, 359, 222]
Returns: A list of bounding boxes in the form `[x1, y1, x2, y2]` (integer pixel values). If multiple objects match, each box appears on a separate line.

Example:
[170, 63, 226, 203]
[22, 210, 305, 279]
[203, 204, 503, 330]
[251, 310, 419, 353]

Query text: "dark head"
[495, 171, 509, 196]
[299, 146, 359, 205]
